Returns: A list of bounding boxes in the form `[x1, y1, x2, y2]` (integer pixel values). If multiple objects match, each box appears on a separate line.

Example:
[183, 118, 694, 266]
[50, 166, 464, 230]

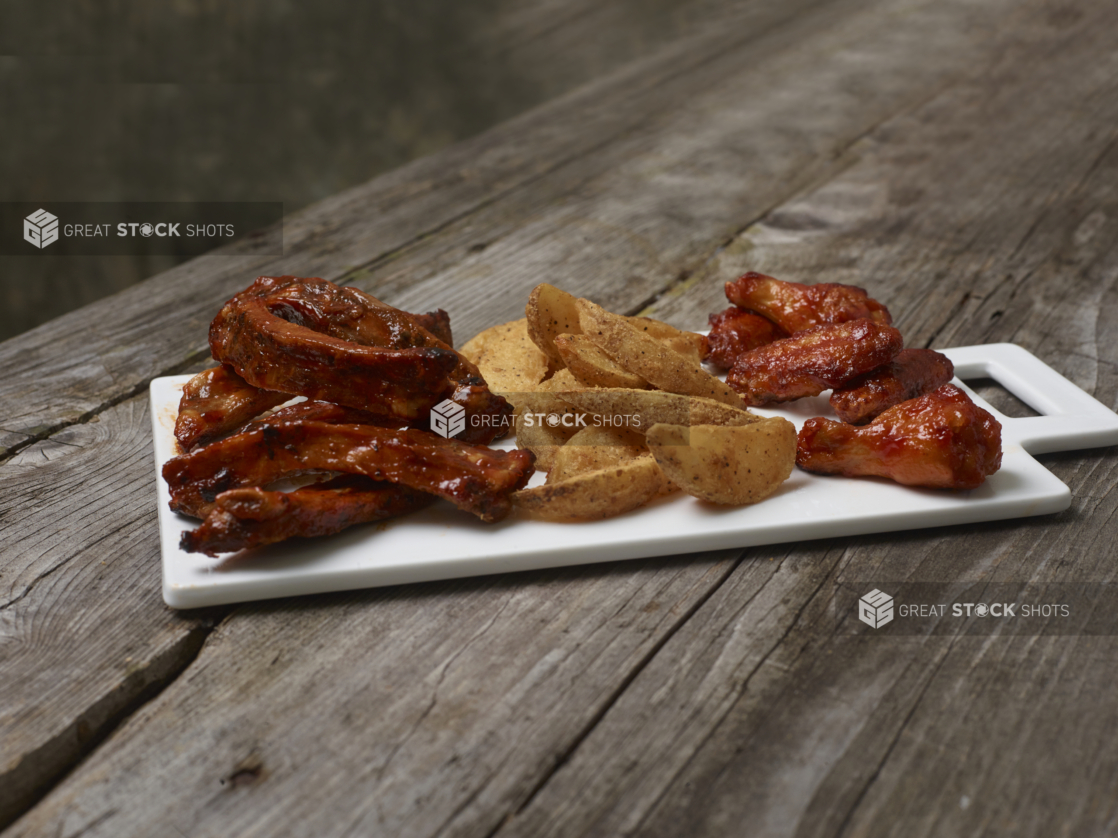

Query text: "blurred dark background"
[0, 0, 730, 342]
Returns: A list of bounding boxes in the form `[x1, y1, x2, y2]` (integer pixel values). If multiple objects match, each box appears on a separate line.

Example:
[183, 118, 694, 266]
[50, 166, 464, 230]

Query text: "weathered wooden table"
[4, 0, 1117, 834]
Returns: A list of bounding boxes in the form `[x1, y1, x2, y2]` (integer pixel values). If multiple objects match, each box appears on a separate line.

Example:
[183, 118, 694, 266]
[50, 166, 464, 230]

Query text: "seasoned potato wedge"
[526, 284, 706, 370]
[555, 333, 648, 390]
[514, 455, 668, 521]
[525, 283, 582, 370]
[535, 368, 587, 394]
[549, 425, 648, 483]
[646, 418, 796, 505]
[514, 389, 585, 471]
[556, 388, 760, 432]
[460, 318, 549, 399]
[577, 299, 747, 408]
[515, 414, 577, 473]
[627, 317, 705, 365]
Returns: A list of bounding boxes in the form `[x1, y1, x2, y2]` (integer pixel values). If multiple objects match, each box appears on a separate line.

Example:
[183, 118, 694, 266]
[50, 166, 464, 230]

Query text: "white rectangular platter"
[150, 343, 1118, 609]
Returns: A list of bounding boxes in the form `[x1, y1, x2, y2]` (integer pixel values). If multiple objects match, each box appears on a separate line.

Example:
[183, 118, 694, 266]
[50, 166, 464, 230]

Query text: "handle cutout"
[943, 344, 1118, 454]
[958, 376, 1040, 419]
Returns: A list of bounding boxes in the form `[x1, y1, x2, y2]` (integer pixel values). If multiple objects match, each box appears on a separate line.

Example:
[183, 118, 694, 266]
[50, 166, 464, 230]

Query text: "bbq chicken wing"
[724, 272, 892, 334]
[829, 348, 955, 424]
[703, 306, 789, 370]
[796, 384, 1002, 489]
[727, 319, 903, 405]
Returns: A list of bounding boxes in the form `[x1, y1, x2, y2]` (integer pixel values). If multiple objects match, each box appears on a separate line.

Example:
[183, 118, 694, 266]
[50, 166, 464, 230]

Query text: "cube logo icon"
[24, 209, 59, 249]
[858, 589, 894, 629]
[430, 399, 466, 439]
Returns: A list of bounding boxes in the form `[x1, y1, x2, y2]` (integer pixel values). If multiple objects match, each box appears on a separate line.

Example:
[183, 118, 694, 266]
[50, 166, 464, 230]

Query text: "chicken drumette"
[727, 319, 903, 405]
[725, 272, 892, 334]
[796, 384, 1002, 489]
[829, 348, 955, 424]
[703, 306, 788, 369]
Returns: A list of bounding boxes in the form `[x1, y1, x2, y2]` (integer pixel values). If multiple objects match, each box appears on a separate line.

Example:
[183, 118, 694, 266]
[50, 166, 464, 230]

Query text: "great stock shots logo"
[430, 399, 466, 439]
[3, 202, 284, 255]
[428, 398, 645, 440]
[23, 209, 59, 249]
[858, 589, 894, 629]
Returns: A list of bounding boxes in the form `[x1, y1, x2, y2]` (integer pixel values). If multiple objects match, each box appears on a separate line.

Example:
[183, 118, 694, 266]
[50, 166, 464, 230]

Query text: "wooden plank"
[0, 0, 742, 346]
[1, 0, 1016, 810]
[483, 1, 1118, 835]
[0, 393, 224, 828]
[0, 0, 838, 453]
[0, 0, 1078, 835]
[4, 551, 741, 838]
[0, 0, 897, 824]
[0, 0, 860, 823]
[331, 0, 1015, 333]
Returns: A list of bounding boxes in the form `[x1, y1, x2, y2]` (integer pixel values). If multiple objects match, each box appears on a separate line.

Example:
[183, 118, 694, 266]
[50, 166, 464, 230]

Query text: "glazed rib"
[163, 421, 535, 523]
[179, 475, 433, 557]
[242, 400, 408, 431]
[174, 365, 288, 450]
[209, 277, 458, 421]
[210, 276, 509, 442]
[411, 309, 453, 346]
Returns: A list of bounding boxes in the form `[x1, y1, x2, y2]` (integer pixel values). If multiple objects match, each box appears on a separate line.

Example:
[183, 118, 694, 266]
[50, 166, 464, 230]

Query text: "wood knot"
[221, 754, 266, 789]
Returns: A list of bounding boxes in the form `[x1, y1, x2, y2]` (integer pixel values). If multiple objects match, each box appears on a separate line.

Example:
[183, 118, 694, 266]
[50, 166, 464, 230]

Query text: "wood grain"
[1, 0, 1018, 817]
[3, 552, 741, 838]
[0, 0, 1001, 458]
[0, 0, 832, 455]
[4, 0, 1117, 834]
[489, 1, 1118, 834]
[0, 395, 223, 827]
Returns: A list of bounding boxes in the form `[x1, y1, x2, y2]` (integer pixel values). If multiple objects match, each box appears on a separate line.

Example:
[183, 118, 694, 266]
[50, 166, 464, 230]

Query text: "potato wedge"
[515, 415, 577, 472]
[514, 455, 667, 521]
[525, 283, 582, 370]
[549, 425, 648, 483]
[555, 333, 648, 390]
[459, 318, 549, 399]
[627, 317, 705, 365]
[514, 389, 586, 471]
[535, 368, 587, 394]
[577, 299, 747, 408]
[557, 388, 760, 432]
[525, 283, 703, 369]
[646, 418, 795, 505]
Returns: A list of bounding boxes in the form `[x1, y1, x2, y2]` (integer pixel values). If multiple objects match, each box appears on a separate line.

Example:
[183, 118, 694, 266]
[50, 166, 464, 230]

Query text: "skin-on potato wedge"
[646, 418, 796, 505]
[577, 298, 748, 409]
[515, 414, 574, 473]
[555, 333, 648, 390]
[459, 318, 549, 398]
[628, 317, 705, 366]
[514, 455, 668, 521]
[535, 368, 585, 393]
[557, 388, 760, 432]
[514, 389, 585, 471]
[526, 283, 582, 370]
[549, 425, 648, 483]
[526, 283, 706, 369]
